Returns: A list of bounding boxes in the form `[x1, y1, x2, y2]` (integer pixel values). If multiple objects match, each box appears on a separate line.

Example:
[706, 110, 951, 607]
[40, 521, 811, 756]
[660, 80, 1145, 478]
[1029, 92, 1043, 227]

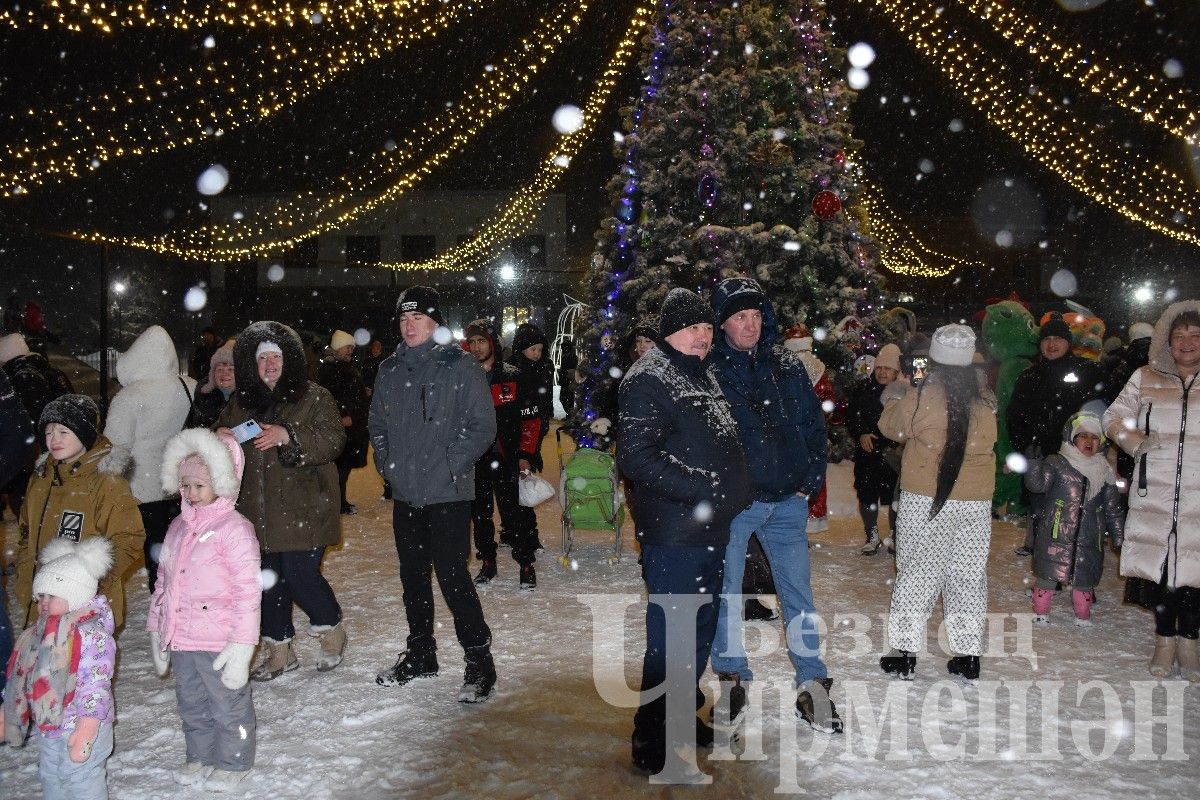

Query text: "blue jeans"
[711, 495, 827, 687]
[633, 543, 724, 744]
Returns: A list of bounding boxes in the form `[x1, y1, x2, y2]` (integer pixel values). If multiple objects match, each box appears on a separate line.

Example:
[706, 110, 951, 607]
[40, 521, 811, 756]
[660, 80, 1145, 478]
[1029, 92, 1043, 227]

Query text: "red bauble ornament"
[811, 190, 841, 220]
[834, 150, 846, 165]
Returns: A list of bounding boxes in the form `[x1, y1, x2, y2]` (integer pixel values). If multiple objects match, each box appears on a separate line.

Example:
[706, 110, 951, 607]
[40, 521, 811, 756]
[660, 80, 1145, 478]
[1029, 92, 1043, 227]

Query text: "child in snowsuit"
[1023, 412, 1124, 626]
[14, 394, 145, 631]
[2, 538, 117, 800]
[148, 428, 261, 790]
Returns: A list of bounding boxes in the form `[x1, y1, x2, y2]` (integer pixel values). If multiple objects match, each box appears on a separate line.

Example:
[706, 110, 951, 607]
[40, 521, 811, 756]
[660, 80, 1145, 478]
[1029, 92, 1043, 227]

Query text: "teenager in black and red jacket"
[464, 319, 542, 589]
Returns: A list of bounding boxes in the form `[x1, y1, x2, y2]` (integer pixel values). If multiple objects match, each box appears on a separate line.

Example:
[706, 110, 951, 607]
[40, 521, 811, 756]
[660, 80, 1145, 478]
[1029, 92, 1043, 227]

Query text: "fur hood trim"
[161, 427, 244, 499]
[1149, 299, 1200, 377]
[232, 320, 310, 413]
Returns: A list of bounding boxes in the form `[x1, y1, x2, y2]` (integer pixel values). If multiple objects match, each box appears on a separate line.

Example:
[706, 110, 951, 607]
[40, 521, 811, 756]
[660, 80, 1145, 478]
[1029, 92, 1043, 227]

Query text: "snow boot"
[519, 563, 537, 590]
[880, 649, 916, 680]
[711, 672, 748, 730]
[176, 762, 214, 786]
[1071, 589, 1094, 627]
[631, 734, 666, 775]
[743, 597, 778, 621]
[204, 768, 251, 792]
[1032, 587, 1053, 625]
[473, 558, 497, 585]
[459, 642, 496, 703]
[312, 622, 347, 671]
[1149, 635, 1177, 678]
[377, 639, 439, 686]
[947, 655, 981, 680]
[1176, 637, 1200, 682]
[250, 637, 298, 682]
[795, 677, 843, 734]
[861, 528, 881, 556]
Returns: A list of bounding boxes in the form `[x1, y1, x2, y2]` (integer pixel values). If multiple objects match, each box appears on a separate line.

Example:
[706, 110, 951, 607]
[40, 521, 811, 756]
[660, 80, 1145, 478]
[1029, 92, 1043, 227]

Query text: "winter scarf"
[3, 604, 96, 743]
[1057, 441, 1115, 503]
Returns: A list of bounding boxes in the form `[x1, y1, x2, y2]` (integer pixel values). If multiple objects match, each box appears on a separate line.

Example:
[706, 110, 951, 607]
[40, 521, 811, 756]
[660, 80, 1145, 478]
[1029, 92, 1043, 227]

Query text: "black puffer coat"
[507, 323, 553, 472]
[1024, 453, 1124, 587]
[617, 341, 750, 547]
[1008, 354, 1106, 457]
[318, 356, 370, 469]
[846, 376, 898, 500]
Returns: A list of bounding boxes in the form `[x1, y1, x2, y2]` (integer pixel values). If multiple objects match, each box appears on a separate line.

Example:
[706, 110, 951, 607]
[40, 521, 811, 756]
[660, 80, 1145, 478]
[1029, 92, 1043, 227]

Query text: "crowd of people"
[0, 283, 1198, 790]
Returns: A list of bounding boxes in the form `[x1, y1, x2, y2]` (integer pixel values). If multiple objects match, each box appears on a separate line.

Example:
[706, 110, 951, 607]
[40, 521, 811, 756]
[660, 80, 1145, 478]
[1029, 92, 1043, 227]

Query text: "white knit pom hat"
[929, 324, 976, 367]
[31, 538, 114, 612]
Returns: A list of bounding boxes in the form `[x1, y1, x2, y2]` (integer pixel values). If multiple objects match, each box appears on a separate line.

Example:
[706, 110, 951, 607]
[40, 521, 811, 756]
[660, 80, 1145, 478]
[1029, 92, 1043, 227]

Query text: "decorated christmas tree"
[574, 0, 883, 458]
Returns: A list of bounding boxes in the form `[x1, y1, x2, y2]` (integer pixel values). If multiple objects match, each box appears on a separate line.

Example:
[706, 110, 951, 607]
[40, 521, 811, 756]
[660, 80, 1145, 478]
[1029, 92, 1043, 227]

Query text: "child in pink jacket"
[148, 428, 260, 791]
[2, 537, 117, 800]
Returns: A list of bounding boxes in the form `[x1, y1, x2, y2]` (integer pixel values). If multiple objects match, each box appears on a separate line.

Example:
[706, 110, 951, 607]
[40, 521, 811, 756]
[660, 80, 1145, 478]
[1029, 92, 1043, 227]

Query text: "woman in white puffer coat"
[103, 325, 196, 594]
[1103, 300, 1200, 681]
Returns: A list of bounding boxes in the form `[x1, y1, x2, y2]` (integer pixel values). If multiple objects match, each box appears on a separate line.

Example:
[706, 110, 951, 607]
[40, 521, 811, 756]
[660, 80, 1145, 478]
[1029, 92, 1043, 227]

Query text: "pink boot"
[1072, 589, 1094, 627]
[1032, 588, 1053, 623]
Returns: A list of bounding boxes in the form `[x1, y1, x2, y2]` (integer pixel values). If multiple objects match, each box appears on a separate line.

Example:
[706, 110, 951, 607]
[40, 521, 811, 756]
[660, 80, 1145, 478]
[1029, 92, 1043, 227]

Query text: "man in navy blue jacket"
[708, 276, 841, 735]
[618, 287, 750, 776]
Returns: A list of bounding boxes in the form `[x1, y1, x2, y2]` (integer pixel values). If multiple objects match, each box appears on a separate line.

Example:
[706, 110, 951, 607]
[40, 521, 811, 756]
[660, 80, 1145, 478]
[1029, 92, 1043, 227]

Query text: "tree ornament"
[834, 150, 846, 165]
[747, 139, 793, 168]
[811, 190, 841, 220]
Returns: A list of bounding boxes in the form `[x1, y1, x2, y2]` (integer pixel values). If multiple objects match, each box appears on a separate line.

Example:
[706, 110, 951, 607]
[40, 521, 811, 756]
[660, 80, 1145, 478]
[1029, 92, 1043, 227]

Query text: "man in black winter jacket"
[617, 287, 750, 777]
[1008, 314, 1107, 459]
[0, 369, 33, 695]
[707, 277, 840, 736]
[465, 318, 542, 589]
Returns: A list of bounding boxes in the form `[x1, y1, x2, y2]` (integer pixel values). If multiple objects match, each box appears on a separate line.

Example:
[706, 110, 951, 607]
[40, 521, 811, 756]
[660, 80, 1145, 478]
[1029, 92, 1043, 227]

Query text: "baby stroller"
[556, 427, 625, 563]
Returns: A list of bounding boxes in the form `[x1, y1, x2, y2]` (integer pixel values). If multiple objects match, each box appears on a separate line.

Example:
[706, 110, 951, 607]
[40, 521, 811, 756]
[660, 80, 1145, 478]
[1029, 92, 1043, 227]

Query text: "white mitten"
[149, 632, 171, 677]
[212, 642, 257, 690]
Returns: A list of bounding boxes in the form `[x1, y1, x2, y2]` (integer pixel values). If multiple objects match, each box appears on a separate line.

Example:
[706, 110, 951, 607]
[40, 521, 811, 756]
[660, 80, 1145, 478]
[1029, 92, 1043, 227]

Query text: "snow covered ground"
[3, 434, 1198, 798]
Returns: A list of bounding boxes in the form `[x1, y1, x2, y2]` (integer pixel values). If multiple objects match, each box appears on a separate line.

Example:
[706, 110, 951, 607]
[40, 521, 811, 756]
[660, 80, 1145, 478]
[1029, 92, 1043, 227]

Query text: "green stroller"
[556, 428, 625, 562]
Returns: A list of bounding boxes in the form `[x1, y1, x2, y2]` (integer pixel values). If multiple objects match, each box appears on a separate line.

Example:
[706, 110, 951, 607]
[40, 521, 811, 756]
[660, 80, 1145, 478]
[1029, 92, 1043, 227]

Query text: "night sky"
[1, 0, 1198, 341]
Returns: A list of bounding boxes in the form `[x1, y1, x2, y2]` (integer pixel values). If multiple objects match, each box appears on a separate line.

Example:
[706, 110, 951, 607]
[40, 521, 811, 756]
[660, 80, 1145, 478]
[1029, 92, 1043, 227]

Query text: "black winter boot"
[880, 649, 916, 680]
[460, 643, 497, 703]
[473, 558, 497, 585]
[796, 677, 843, 734]
[947, 655, 980, 680]
[710, 672, 748, 730]
[376, 641, 439, 686]
[743, 598, 778, 621]
[519, 563, 537, 590]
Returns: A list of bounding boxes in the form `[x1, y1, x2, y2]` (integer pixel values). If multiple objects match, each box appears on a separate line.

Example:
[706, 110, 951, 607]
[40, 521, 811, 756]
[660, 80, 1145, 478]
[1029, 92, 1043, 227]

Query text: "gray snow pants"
[37, 722, 113, 800]
[171, 650, 256, 771]
[888, 491, 992, 657]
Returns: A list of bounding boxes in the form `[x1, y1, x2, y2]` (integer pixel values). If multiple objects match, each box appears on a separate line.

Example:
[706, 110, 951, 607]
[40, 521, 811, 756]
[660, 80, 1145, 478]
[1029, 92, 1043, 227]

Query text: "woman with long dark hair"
[876, 325, 998, 680]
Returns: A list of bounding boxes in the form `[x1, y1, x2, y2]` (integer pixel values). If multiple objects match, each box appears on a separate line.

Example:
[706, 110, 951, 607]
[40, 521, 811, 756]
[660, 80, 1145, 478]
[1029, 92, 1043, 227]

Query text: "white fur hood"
[161, 427, 244, 499]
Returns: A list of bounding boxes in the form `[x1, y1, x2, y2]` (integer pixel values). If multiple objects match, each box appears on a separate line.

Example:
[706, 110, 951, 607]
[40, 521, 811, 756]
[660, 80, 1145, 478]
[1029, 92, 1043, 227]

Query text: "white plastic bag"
[519, 474, 557, 507]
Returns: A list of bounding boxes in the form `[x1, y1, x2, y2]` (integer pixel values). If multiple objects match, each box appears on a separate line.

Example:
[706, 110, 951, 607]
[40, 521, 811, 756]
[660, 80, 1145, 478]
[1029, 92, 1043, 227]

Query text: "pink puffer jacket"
[147, 430, 261, 650]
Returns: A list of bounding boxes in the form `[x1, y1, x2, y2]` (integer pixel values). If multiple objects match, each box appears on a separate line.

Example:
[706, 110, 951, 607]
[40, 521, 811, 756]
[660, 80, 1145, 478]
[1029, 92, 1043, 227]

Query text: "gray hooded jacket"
[369, 338, 496, 507]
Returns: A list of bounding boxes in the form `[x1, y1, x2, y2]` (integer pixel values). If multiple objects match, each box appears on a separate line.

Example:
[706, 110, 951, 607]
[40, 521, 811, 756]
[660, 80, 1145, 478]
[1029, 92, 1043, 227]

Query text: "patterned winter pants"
[888, 491, 992, 657]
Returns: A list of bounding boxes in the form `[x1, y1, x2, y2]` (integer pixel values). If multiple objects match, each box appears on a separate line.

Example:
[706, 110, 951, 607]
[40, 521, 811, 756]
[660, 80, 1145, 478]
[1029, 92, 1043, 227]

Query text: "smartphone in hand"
[231, 419, 264, 444]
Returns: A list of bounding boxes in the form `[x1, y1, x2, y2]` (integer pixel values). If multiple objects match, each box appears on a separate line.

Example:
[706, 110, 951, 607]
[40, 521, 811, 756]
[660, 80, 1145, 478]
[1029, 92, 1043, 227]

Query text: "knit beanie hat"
[1040, 313, 1072, 342]
[714, 277, 767, 325]
[330, 330, 355, 351]
[929, 324, 976, 367]
[1068, 411, 1104, 442]
[659, 288, 710, 337]
[511, 323, 549, 355]
[875, 343, 902, 371]
[39, 394, 102, 452]
[464, 318, 497, 347]
[31, 538, 113, 613]
[0, 332, 30, 365]
[395, 285, 444, 324]
[178, 453, 211, 487]
[1128, 322, 1154, 341]
[255, 341, 283, 360]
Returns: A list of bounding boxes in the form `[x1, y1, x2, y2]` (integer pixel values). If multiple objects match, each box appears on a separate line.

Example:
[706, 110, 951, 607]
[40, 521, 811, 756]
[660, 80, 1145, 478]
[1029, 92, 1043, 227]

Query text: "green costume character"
[982, 300, 1039, 517]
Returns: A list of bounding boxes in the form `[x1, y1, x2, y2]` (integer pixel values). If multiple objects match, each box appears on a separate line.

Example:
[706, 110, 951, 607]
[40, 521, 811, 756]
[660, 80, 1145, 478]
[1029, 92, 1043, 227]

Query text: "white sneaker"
[1073, 617, 1093, 628]
[176, 762, 214, 785]
[205, 768, 251, 792]
[860, 532, 881, 555]
[1033, 615, 1050, 626]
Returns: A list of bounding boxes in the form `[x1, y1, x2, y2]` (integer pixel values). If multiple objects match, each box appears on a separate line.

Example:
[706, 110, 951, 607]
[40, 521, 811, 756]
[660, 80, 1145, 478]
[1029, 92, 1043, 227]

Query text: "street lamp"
[498, 261, 517, 282]
[111, 280, 126, 344]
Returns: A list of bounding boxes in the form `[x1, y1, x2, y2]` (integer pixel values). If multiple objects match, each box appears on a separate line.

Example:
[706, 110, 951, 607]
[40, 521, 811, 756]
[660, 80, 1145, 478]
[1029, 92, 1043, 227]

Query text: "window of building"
[346, 235, 380, 266]
[401, 235, 437, 263]
[286, 236, 319, 268]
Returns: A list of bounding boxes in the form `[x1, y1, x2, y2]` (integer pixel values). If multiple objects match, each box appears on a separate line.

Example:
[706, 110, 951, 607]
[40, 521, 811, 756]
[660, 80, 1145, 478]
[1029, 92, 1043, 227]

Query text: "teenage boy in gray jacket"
[368, 286, 499, 703]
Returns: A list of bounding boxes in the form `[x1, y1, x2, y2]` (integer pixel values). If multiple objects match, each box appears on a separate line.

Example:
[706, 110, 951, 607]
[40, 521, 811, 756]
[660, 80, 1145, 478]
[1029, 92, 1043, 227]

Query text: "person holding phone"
[217, 322, 348, 680]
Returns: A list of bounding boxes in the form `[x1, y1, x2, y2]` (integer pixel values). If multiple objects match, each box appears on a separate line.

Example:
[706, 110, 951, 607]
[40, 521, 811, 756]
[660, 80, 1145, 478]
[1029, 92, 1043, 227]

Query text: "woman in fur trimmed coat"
[217, 321, 347, 681]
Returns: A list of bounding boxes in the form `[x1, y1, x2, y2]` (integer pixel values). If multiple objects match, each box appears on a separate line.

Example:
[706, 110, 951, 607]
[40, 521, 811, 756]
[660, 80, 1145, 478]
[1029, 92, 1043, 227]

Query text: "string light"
[857, 0, 1200, 249]
[74, 1, 655, 264]
[0, 0, 440, 32]
[857, 179, 983, 278]
[177, 0, 590, 248]
[1, 0, 487, 194]
[960, 0, 1198, 146]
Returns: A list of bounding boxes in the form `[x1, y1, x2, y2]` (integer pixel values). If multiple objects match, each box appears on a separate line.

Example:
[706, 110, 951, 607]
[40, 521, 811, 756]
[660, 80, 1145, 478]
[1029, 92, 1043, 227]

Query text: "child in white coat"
[148, 429, 261, 791]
